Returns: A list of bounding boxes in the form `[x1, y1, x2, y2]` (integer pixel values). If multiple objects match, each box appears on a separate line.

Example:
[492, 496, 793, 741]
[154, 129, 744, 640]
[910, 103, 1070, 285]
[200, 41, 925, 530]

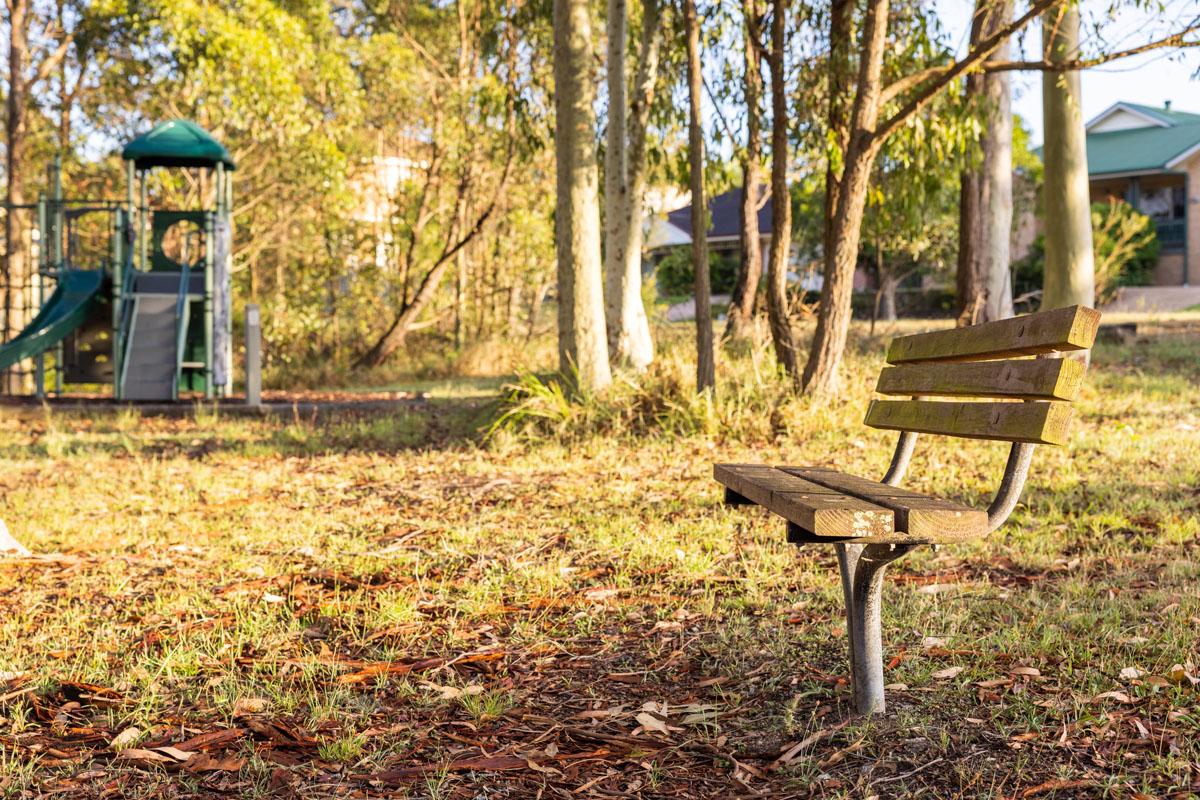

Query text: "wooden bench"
[715, 305, 1101, 715]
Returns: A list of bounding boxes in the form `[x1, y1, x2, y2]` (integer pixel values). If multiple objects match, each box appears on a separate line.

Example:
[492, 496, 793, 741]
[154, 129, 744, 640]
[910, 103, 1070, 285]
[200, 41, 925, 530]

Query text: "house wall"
[1154, 253, 1185, 285]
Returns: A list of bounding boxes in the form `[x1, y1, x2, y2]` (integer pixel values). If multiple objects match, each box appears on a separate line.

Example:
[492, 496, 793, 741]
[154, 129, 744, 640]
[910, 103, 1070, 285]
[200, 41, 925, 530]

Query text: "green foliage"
[654, 248, 739, 297]
[1014, 201, 1160, 303]
[1091, 201, 1160, 301]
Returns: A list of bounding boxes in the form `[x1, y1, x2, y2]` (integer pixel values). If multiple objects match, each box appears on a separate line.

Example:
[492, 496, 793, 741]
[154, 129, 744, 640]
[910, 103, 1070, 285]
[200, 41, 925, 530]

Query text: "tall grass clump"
[487, 320, 886, 444]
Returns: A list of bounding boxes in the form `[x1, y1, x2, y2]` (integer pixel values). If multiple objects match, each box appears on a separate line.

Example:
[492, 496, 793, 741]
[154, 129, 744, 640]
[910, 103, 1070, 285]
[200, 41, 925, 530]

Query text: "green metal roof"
[122, 120, 235, 171]
[1085, 122, 1200, 175]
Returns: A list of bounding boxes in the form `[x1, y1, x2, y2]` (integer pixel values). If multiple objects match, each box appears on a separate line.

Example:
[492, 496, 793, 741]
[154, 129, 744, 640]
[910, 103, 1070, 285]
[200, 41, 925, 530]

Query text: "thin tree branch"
[874, 0, 1059, 142]
[32, 33, 74, 85]
[983, 27, 1200, 71]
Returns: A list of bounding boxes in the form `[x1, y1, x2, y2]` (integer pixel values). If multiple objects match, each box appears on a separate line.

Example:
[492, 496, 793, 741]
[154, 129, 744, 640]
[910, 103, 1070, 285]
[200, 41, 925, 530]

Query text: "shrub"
[654, 248, 740, 297]
[1014, 201, 1159, 303]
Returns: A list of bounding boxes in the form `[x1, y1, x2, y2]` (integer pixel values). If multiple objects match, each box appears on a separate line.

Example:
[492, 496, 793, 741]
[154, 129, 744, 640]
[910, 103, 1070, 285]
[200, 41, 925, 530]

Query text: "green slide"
[0, 269, 105, 371]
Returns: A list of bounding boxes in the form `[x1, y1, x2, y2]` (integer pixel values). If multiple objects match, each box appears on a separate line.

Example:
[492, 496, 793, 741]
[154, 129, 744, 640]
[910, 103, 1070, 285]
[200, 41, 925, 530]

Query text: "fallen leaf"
[605, 672, 641, 684]
[153, 746, 195, 762]
[1010, 667, 1041, 677]
[932, 666, 964, 680]
[116, 748, 175, 766]
[1167, 664, 1198, 686]
[109, 727, 142, 751]
[185, 753, 245, 773]
[338, 658, 444, 685]
[1119, 667, 1143, 681]
[634, 712, 670, 735]
[1089, 690, 1132, 704]
[233, 697, 269, 717]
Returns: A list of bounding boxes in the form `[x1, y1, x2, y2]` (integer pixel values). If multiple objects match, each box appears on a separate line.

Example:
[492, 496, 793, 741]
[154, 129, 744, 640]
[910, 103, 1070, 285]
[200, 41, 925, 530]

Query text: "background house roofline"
[1086, 101, 1173, 132]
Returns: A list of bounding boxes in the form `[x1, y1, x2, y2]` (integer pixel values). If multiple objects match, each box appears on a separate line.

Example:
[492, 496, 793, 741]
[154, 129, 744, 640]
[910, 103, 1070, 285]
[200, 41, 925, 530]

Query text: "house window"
[1139, 187, 1174, 220]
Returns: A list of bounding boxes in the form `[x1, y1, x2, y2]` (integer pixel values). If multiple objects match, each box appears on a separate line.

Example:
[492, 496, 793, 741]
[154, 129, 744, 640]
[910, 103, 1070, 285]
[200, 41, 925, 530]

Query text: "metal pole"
[203, 212, 214, 400]
[112, 207, 123, 398]
[52, 156, 63, 395]
[245, 304, 261, 408]
[35, 194, 46, 399]
[139, 173, 148, 272]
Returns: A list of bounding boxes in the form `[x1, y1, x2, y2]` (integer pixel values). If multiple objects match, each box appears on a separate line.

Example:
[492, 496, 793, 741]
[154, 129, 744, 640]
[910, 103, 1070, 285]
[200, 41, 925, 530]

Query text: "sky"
[935, 1, 1200, 145]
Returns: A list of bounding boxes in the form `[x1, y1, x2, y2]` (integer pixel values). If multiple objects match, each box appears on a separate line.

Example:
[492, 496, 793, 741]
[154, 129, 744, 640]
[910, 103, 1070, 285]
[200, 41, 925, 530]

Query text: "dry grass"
[0, 319, 1198, 798]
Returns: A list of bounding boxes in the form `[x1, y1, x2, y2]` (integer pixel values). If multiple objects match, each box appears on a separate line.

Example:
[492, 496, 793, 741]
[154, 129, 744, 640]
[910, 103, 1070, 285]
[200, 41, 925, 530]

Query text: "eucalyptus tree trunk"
[684, 0, 714, 391]
[554, 0, 612, 391]
[4, 0, 32, 393]
[724, 0, 763, 341]
[957, 0, 1014, 325]
[982, 26, 1014, 321]
[765, 0, 798, 379]
[1040, 3, 1094, 311]
[604, 0, 659, 369]
[801, 0, 889, 396]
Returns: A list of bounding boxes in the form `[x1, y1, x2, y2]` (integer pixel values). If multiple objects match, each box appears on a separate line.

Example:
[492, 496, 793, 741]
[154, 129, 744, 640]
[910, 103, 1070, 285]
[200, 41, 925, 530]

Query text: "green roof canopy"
[1084, 122, 1200, 175]
[122, 120, 235, 171]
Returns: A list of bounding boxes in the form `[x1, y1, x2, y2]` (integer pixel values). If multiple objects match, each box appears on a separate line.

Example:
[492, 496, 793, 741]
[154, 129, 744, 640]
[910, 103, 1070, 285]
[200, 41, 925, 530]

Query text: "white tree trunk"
[554, 0, 613, 391]
[604, 0, 658, 369]
[880, 274, 897, 321]
[1041, 4, 1094, 310]
[983, 0, 1014, 320]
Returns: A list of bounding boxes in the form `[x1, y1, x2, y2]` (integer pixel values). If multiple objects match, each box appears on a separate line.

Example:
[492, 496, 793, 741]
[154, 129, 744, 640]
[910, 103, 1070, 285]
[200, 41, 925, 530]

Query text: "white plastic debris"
[0, 519, 30, 556]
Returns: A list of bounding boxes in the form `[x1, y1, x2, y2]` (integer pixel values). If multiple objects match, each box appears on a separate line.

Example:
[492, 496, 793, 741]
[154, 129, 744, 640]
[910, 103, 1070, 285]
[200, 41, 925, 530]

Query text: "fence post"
[245, 304, 261, 408]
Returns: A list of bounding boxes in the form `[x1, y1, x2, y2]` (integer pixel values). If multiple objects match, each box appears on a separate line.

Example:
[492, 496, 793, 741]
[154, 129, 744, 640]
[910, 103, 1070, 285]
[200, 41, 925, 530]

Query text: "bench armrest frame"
[985, 442, 1035, 533]
[881, 431, 1035, 535]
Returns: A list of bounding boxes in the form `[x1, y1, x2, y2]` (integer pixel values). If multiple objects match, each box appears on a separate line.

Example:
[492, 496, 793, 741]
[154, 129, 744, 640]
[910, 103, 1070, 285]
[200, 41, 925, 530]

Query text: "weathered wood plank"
[875, 358, 1086, 400]
[864, 399, 1074, 445]
[886, 305, 1101, 364]
[713, 464, 894, 538]
[782, 467, 988, 541]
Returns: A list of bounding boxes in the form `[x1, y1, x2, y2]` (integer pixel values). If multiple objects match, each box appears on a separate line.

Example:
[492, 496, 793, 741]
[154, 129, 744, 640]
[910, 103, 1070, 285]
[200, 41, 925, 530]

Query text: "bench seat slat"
[864, 399, 1073, 445]
[886, 305, 1100, 364]
[875, 358, 1085, 401]
[714, 464, 894, 539]
[782, 467, 988, 541]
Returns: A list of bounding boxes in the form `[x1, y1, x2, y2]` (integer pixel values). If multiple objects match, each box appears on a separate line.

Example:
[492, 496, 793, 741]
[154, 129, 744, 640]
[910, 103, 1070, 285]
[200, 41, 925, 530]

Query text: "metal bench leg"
[836, 542, 916, 715]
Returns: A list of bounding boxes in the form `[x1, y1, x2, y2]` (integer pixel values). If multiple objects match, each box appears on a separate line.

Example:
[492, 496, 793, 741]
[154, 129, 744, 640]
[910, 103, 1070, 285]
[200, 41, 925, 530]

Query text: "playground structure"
[0, 120, 233, 401]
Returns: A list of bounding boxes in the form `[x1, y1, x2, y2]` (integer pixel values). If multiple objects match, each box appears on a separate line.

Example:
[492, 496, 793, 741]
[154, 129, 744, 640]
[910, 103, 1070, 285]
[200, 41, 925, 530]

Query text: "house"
[645, 186, 773, 266]
[1084, 101, 1200, 285]
[645, 187, 826, 291]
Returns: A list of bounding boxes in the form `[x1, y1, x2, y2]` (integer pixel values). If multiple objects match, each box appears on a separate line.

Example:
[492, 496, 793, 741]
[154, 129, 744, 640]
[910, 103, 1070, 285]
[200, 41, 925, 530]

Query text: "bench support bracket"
[836, 541, 917, 715]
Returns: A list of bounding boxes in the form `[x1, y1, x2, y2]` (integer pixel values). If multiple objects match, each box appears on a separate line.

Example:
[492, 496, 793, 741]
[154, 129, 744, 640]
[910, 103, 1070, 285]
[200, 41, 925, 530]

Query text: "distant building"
[645, 187, 824, 292]
[347, 153, 422, 269]
[1083, 101, 1200, 285]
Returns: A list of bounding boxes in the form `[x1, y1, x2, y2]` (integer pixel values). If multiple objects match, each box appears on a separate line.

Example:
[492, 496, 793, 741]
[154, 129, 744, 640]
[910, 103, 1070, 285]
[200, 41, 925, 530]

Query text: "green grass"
[0, 318, 1198, 797]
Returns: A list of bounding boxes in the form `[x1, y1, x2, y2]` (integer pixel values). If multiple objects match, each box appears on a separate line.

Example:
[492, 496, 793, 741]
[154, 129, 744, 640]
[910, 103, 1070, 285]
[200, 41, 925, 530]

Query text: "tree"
[957, 0, 1015, 325]
[604, 0, 660, 369]
[723, 0, 763, 341]
[1040, 3, 1094, 311]
[683, 0, 714, 391]
[764, 0, 798, 379]
[796, 0, 1198, 394]
[3, 0, 72, 391]
[554, 0, 612, 391]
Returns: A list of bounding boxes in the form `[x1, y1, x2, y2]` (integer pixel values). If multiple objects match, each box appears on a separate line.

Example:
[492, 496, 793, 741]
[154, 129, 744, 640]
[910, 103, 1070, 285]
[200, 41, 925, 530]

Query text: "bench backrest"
[867, 305, 1101, 446]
